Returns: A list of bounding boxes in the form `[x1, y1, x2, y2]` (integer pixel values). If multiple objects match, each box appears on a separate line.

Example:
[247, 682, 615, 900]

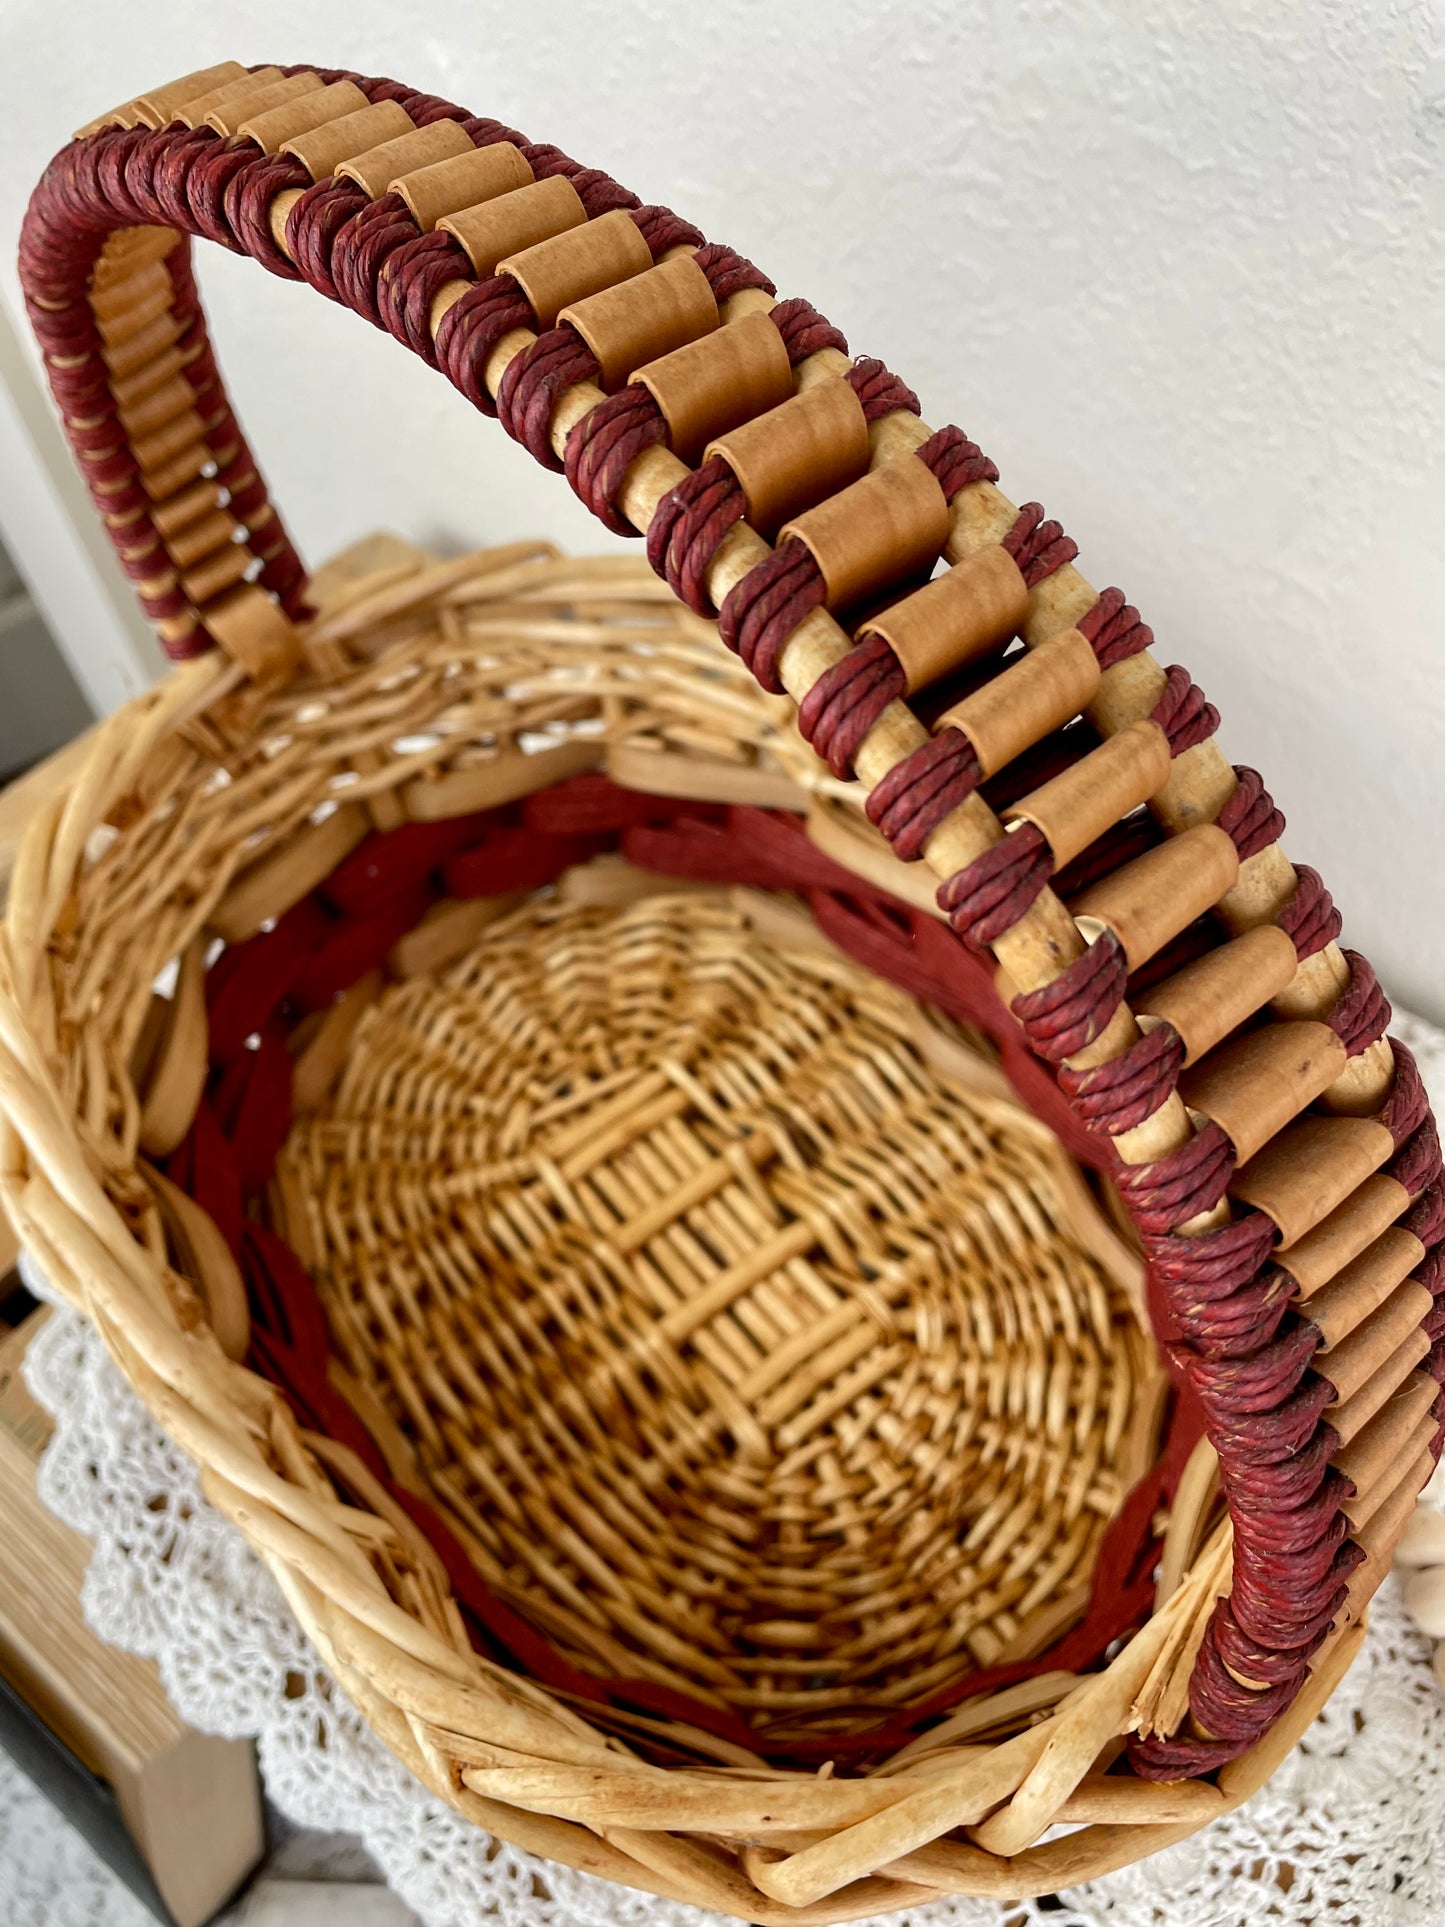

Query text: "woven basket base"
[267, 879, 1156, 1754]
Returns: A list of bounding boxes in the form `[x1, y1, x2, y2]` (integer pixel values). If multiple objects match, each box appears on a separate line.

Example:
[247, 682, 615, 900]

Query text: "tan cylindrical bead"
[442, 176, 588, 281]
[781, 459, 949, 612]
[1069, 823, 1238, 971]
[117, 374, 193, 439]
[338, 120, 473, 198]
[133, 410, 205, 473]
[1337, 1376, 1439, 1499]
[1355, 1448, 1432, 1571]
[632, 310, 793, 464]
[1178, 1020, 1348, 1165]
[392, 143, 534, 230]
[500, 206, 653, 328]
[1303, 1227, 1425, 1346]
[1132, 923, 1298, 1068]
[88, 262, 171, 324]
[141, 442, 209, 501]
[166, 509, 238, 571]
[95, 282, 172, 349]
[204, 72, 322, 138]
[1003, 719, 1171, 869]
[860, 545, 1030, 694]
[282, 101, 415, 181]
[181, 543, 251, 606]
[111, 348, 190, 413]
[134, 61, 248, 126]
[104, 315, 183, 383]
[238, 80, 368, 153]
[203, 583, 299, 681]
[151, 480, 223, 539]
[169, 68, 283, 128]
[1331, 1346, 1431, 1451]
[1320, 1281, 1433, 1406]
[1230, 1114, 1396, 1246]
[1344, 1416, 1435, 1529]
[707, 378, 871, 537]
[561, 254, 717, 390]
[940, 631, 1103, 781]
[1274, 1171, 1413, 1294]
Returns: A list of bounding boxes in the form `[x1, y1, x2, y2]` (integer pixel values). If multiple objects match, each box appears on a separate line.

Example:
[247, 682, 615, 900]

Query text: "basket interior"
[267, 882, 1155, 1754]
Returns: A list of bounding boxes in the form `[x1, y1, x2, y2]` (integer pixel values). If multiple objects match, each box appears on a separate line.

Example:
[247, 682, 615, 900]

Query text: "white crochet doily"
[12, 1004, 1445, 1927]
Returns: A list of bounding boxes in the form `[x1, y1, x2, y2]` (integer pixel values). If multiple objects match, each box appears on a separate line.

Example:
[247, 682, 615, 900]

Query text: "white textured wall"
[1, 2, 1442, 1013]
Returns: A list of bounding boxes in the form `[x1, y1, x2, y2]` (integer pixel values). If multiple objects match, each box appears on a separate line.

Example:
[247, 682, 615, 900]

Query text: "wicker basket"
[3, 56, 1441, 1918]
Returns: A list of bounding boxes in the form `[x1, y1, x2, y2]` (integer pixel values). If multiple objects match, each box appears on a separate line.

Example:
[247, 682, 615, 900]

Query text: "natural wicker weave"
[1, 55, 1441, 1918]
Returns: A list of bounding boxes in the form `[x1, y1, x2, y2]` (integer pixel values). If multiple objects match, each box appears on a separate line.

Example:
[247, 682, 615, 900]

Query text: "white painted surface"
[0, 3, 1440, 1012]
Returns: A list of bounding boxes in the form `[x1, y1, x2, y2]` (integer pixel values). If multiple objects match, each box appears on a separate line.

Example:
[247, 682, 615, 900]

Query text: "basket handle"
[21, 58, 1435, 1794]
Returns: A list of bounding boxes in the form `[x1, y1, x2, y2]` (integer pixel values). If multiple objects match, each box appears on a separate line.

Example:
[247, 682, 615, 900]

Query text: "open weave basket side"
[1, 50, 1440, 1918]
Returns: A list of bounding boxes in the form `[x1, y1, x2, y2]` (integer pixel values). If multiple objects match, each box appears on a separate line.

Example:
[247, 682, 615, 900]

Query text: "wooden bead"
[238, 80, 369, 154]
[1178, 1020, 1348, 1165]
[141, 441, 210, 502]
[707, 378, 871, 538]
[151, 480, 223, 540]
[1343, 1415, 1436, 1529]
[1003, 719, 1170, 870]
[561, 255, 717, 391]
[1319, 1280, 1432, 1406]
[117, 374, 193, 439]
[392, 143, 534, 230]
[203, 72, 322, 139]
[203, 583, 301, 684]
[1069, 823, 1238, 972]
[1133, 923, 1298, 1068]
[133, 411, 206, 474]
[282, 101, 416, 182]
[133, 61, 248, 127]
[1351, 1448, 1432, 1580]
[338, 120, 472, 199]
[1231, 1114, 1397, 1246]
[501, 207, 654, 330]
[937, 630, 1102, 782]
[862, 545, 1030, 695]
[781, 459, 948, 612]
[169, 68, 284, 129]
[1336, 1374, 1439, 1503]
[1331, 1341, 1431, 1450]
[165, 510, 238, 573]
[1302, 1226, 1425, 1345]
[442, 177, 588, 282]
[103, 315, 184, 382]
[1273, 1171, 1413, 1294]
[1404, 1564, 1445, 1639]
[181, 543, 251, 607]
[1394, 1498, 1445, 1567]
[632, 310, 793, 464]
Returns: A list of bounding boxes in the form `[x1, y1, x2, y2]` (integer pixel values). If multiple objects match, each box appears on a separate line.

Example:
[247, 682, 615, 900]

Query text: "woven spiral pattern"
[282, 891, 1144, 1743]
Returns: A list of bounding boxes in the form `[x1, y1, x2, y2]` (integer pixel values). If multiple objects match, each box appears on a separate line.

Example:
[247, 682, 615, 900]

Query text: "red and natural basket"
[2, 56, 1442, 1918]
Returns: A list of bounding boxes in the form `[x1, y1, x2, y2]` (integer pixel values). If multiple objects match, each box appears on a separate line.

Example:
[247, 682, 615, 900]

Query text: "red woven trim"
[1325, 948, 1392, 1058]
[434, 275, 536, 417]
[1113, 1119, 1235, 1236]
[630, 204, 704, 256]
[866, 727, 982, 860]
[1010, 927, 1130, 1064]
[1383, 1041, 1430, 1148]
[1217, 764, 1286, 860]
[1278, 862, 1342, 961]
[913, 424, 999, 499]
[1058, 1020, 1185, 1137]
[937, 823, 1054, 949]
[1077, 585, 1154, 668]
[645, 454, 746, 615]
[844, 356, 919, 421]
[717, 536, 827, 694]
[564, 384, 668, 534]
[379, 229, 473, 364]
[496, 324, 601, 469]
[1003, 501, 1079, 587]
[768, 295, 848, 363]
[689, 239, 775, 302]
[1151, 662, 1220, 755]
[796, 634, 907, 778]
